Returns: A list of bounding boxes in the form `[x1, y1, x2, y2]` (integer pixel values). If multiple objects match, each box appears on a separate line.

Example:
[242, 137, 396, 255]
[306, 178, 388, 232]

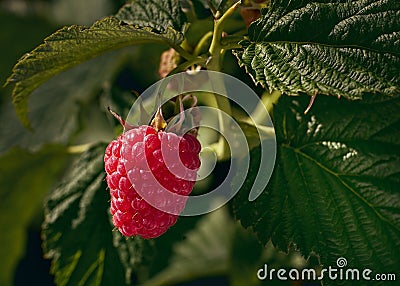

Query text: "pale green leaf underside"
[236, 0, 400, 99]
[6, 16, 184, 127]
[234, 94, 400, 284]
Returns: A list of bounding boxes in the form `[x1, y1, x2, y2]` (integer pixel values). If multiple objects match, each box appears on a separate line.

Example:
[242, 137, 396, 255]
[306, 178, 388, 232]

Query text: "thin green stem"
[167, 56, 207, 76]
[204, 1, 242, 160]
[193, 31, 213, 56]
[171, 44, 196, 61]
[208, 1, 241, 71]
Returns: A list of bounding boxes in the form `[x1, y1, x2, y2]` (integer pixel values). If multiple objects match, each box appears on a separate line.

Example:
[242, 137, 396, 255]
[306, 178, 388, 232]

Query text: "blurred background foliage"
[0, 1, 161, 285]
[0, 0, 310, 285]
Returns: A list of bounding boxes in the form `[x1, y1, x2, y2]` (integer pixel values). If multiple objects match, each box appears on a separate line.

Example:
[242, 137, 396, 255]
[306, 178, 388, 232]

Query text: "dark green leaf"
[234, 94, 400, 284]
[142, 207, 235, 286]
[180, 0, 212, 19]
[183, 0, 240, 16]
[229, 227, 264, 286]
[235, 0, 400, 99]
[113, 230, 153, 285]
[143, 216, 202, 280]
[211, 0, 237, 14]
[5, 16, 184, 127]
[115, 0, 187, 34]
[0, 145, 68, 286]
[0, 50, 127, 153]
[42, 144, 149, 286]
[0, 11, 56, 85]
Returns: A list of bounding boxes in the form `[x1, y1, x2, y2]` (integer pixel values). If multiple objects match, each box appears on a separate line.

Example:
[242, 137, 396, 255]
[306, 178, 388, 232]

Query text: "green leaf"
[234, 94, 400, 284]
[5, 16, 185, 127]
[115, 0, 187, 34]
[142, 216, 202, 281]
[229, 227, 264, 286]
[0, 145, 68, 286]
[42, 144, 149, 286]
[142, 207, 235, 286]
[113, 231, 153, 285]
[0, 11, 57, 85]
[235, 0, 400, 99]
[210, 0, 238, 14]
[142, 207, 306, 286]
[0, 50, 127, 153]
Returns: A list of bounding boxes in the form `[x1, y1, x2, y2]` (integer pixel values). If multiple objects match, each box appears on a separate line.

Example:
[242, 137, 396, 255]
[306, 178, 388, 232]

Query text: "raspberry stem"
[193, 31, 213, 56]
[170, 44, 197, 61]
[205, 2, 242, 160]
[208, 1, 241, 71]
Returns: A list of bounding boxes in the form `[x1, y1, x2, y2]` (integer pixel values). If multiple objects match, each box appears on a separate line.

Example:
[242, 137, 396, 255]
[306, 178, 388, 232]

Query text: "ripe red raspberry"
[104, 125, 201, 239]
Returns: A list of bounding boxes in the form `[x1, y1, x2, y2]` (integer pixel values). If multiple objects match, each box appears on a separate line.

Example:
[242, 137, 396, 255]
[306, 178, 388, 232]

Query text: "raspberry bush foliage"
[1, 0, 399, 285]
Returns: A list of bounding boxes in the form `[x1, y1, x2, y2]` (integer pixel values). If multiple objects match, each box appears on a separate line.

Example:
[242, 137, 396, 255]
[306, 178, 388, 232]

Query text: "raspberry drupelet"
[104, 123, 201, 239]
